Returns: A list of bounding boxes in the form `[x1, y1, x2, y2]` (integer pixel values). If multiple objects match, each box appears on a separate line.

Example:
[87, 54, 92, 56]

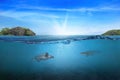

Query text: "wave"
[0, 35, 120, 44]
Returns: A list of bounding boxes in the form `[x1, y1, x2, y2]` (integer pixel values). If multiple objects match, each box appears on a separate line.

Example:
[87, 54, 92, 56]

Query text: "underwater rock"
[0, 35, 119, 45]
[81, 35, 115, 40]
[80, 50, 98, 57]
[34, 52, 54, 62]
[61, 40, 71, 44]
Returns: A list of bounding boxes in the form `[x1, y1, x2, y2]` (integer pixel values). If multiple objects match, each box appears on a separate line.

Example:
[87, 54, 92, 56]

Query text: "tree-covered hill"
[102, 29, 120, 35]
[0, 27, 36, 36]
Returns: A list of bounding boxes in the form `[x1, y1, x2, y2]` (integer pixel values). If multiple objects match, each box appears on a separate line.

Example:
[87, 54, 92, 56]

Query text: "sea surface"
[0, 35, 120, 80]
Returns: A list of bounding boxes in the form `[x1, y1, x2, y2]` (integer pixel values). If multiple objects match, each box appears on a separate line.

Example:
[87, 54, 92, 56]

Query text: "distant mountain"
[102, 29, 120, 35]
[0, 27, 36, 36]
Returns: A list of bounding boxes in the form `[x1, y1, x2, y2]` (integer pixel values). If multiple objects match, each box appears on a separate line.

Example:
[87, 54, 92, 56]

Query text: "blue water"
[0, 35, 120, 80]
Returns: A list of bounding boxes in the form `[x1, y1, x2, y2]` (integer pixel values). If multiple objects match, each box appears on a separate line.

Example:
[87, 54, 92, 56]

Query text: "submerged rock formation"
[81, 35, 114, 40]
[80, 50, 99, 57]
[0, 27, 35, 36]
[34, 52, 54, 62]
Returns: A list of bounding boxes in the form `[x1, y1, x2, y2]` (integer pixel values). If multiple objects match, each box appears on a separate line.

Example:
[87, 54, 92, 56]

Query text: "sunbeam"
[54, 13, 75, 35]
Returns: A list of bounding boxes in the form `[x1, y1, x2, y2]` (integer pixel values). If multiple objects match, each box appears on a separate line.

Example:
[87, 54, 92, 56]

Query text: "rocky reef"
[0, 35, 119, 44]
[81, 35, 114, 40]
[34, 52, 54, 62]
[0, 27, 36, 36]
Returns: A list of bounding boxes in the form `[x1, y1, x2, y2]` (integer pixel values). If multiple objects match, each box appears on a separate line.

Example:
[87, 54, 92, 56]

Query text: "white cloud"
[0, 10, 59, 19]
[2, 3, 120, 13]
[0, 5, 120, 35]
[10, 4, 120, 12]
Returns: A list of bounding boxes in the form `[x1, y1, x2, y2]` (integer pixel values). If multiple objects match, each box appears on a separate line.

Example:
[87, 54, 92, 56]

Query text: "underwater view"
[0, 35, 120, 80]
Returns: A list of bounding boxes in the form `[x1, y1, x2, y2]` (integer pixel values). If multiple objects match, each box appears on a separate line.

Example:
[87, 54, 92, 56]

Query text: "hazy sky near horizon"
[0, 0, 120, 35]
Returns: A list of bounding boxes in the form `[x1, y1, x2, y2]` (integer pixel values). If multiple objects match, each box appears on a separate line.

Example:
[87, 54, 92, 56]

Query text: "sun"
[55, 26, 74, 35]
[56, 28, 68, 35]
[53, 13, 76, 35]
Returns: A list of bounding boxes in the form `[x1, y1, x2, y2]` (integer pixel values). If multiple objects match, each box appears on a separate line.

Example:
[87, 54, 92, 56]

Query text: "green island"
[0, 27, 36, 36]
[0, 27, 120, 36]
[102, 29, 120, 36]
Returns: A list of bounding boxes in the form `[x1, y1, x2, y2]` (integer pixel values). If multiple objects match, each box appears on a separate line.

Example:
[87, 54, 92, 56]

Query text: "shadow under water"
[1, 70, 120, 80]
[80, 50, 100, 57]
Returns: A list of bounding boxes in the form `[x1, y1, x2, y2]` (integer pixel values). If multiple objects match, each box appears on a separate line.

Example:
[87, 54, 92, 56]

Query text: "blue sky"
[0, 0, 120, 35]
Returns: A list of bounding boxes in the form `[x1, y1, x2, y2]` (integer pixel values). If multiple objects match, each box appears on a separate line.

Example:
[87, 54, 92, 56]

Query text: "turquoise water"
[0, 36, 120, 80]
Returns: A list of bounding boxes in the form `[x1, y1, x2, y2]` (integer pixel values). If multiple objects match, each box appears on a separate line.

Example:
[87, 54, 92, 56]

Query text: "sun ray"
[62, 13, 68, 30]
[53, 13, 73, 35]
